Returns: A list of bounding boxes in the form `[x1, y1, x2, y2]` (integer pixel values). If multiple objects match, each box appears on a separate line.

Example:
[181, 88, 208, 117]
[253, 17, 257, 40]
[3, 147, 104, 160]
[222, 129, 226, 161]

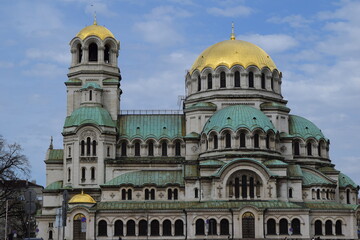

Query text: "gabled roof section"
[48, 149, 63, 161]
[64, 107, 116, 128]
[118, 114, 184, 141]
[103, 170, 184, 187]
[302, 169, 334, 186]
[338, 172, 358, 188]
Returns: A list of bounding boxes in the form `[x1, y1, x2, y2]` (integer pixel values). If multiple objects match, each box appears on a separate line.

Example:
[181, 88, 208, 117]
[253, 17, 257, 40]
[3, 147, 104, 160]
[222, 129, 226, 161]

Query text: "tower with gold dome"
[37, 21, 359, 240]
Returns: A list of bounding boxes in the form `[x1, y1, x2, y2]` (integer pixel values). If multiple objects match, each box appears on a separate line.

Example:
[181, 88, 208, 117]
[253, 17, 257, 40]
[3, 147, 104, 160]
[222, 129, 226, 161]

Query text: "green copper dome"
[202, 105, 276, 134]
[288, 115, 325, 140]
[64, 107, 116, 128]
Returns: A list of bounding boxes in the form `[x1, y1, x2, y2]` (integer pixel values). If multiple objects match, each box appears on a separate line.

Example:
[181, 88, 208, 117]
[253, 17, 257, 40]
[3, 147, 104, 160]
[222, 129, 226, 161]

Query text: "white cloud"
[0, 61, 15, 69]
[241, 34, 298, 53]
[207, 5, 252, 17]
[268, 15, 312, 28]
[26, 48, 70, 65]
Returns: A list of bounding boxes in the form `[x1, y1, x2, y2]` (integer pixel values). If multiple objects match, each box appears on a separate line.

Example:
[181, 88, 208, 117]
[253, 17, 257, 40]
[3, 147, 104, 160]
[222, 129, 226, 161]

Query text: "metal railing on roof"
[120, 109, 183, 115]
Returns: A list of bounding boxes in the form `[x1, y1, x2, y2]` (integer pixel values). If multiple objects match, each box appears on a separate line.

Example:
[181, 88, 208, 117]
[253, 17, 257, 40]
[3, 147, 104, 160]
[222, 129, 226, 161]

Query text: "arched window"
[317, 189, 320, 199]
[145, 189, 150, 200]
[335, 220, 342, 235]
[241, 175, 247, 198]
[151, 220, 159, 236]
[175, 220, 184, 236]
[150, 189, 155, 200]
[279, 219, 288, 235]
[289, 188, 293, 198]
[208, 73, 212, 89]
[240, 132, 246, 147]
[254, 133, 259, 148]
[98, 220, 107, 236]
[235, 178, 240, 198]
[220, 219, 229, 235]
[261, 73, 266, 89]
[249, 177, 254, 198]
[121, 189, 126, 200]
[248, 71, 254, 88]
[326, 189, 329, 199]
[126, 220, 135, 236]
[49, 230, 53, 239]
[292, 218, 301, 235]
[208, 219, 217, 235]
[89, 43, 98, 62]
[134, 142, 140, 156]
[92, 140, 96, 156]
[271, 77, 274, 90]
[294, 141, 300, 156]
[197, 75, 201, 91]
[77, 44, 82, 63]
[107, 146, 110, 157]
[315, 220, 322, 235]
[91, 167, 95, 180]
[148, 141, 154, 156]
[267, 219, 276, 235]
[114, 220, 123, 236]
[318, 142, 322, 157]
[347, 189, 350, 204]
[307, 142, 312, 156]
[86, 137, 91, 156]
[234, 71, 240, 87]
[121, 142, 127, 156]
[168, 189, 172, 200]
[67, 168, 71, 182]
[89, 90, 92, 101]
[139, 220, 148, 236]
[81, 140, 85, 156]
[225, 133, 231, 148]
[266, 134, 270, 149]
[175, 141, 181, 156]
[195, 219, 205, 235]
[104, 44, 110, 63]
[127, 189, 132, 200]
[325, 220, 332, 235]
[220, 71, 226, 88]
[213, 135, 218, 149]
[194, 188, 199, 198]
[163, 220, 172, 236]
[81, 167, 86, 182]
[173, 189, 178, 200]
[162, 142, 167, 156]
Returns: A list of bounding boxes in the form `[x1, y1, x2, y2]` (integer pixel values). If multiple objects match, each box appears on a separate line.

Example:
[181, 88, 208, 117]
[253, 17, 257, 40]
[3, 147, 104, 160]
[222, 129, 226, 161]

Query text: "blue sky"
[1, 0, 360, 187]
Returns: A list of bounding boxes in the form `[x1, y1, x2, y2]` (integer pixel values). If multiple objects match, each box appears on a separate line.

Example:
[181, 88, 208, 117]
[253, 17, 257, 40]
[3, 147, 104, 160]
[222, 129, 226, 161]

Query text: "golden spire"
[93, 11, 97, 25]
[230, 22, 236, 40]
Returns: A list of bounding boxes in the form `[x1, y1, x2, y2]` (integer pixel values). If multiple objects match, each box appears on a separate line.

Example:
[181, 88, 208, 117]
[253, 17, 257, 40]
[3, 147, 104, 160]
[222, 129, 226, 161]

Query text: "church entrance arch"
[242, 212, 255, 238]
[73, 213, 86, 240]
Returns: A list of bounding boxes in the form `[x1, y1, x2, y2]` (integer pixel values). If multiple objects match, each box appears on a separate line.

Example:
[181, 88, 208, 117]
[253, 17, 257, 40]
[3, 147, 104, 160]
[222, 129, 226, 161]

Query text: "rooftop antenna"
[230, 22, 236, 40]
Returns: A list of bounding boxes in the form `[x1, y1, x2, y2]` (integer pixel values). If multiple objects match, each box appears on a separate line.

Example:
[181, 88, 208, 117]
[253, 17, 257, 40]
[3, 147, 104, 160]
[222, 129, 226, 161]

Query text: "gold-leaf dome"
[190, 39, 277, 74]
[76, 21, 115, 40]
[68, 191, 96, 204]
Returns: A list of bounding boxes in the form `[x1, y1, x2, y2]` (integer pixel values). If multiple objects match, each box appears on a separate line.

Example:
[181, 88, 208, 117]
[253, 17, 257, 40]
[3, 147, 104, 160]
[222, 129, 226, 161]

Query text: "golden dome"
[76, 21, 115, 40]
[68, 191, 96, 204]
[190, 39, 277, 74]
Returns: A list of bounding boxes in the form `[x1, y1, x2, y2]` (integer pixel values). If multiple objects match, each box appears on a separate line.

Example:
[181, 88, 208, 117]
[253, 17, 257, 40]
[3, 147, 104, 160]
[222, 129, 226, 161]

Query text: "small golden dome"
[76, 22, 115, 40]
[190, 40, 277, 74]
[69, 191, 96, 204]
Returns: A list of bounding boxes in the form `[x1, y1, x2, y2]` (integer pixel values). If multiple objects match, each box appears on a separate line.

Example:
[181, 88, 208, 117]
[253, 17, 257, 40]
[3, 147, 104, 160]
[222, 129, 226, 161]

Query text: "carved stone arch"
[83, 36, 103, 48]
[235, 128, 251, 137]
[130, 138, 145, 145]
[103, 38, 118, 50]
[230, 64, 245, 73]
[246, 65, 261, 74]
[214, 65, 230, 74]
[201, 67, 214, 76]
[272, 69, 280, 78]
[78, 127, 99, 141]
[70, 38, 83, 52]
[261, 67, 272, 76]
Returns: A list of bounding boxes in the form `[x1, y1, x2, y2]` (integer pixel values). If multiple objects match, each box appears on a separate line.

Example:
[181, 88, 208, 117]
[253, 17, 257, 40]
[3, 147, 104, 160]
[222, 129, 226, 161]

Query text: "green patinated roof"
[81, 82, 102, 90]
[318, 166, 338, 173]
[213, 158, 274, 177]
[264, 159, 288, 166]
[45, 180, 63, 190]
[287, 164, 303, 178]
[303, 201, 359, 210]
[200, 160, 225, 166]
[184, 132, 200, 139]
[302, 169, 334, 186]
[119, 115, 184, 140]
[202, 105, 276, 134]
[48, 149, 63, 160]
[103, 170, 184, 187]
[186, 102, 217, 110]
[66, 78, 82, 83]
[260, 102, 290, 112]
[338, 172, 358, 188]
[103, 78, 119, 83]
[288, 115, 326, 140]
[64, 107, 116, 128]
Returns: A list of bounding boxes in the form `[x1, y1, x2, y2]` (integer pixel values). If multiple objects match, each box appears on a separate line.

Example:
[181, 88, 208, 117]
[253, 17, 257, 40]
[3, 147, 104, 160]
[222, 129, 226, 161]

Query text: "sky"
[1, 0, 360, 187]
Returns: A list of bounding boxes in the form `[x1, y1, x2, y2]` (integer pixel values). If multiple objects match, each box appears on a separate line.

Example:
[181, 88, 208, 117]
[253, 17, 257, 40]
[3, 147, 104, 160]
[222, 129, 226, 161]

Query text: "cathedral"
[37, 20, 360, 240]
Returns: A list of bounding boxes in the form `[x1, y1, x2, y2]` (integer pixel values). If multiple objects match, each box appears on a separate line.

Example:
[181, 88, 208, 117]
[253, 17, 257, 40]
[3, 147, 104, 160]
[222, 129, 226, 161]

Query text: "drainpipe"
[183, 209, 188, 240]
[230, 208, 234, 240]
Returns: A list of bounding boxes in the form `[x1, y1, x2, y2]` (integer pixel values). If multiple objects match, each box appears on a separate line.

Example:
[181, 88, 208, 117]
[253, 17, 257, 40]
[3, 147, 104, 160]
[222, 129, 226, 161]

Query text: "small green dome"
[64, 107, 116, 128]
[81, 82, 102, 90]
[338, 172, 358, 188]
[202, 105, 276, 134]
[288, 115, 325, 140]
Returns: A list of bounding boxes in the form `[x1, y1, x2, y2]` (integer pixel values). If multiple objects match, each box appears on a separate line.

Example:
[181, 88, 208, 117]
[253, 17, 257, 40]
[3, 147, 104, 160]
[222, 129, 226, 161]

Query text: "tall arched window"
[254, 133, 259, 148]
[163, 220, 171, 236]
[318, 142, 322, 157]
[139, 220, 148, 236]
[241, 175, 247, 198]
[248, 71, 254, 88]
[127, 189, 132, 200]
[77, 43, 82, 63]
[197, 75, 201, 91]
[208, 219, 217, 235]
[89, 43, 98, 62]
[91, 167, 95, 180]
[315, 220, 322, 235]
[151, 220, 159, 236]
[134, 142, 140, 156]
[267, 219, 276, 235]
[86, 137, 91, 156]
[194, 188, 199, 198]
[114, 220, 123, 236]
[121, 142, 127, 156]
[307, 142, 312, 156]
[208, 73, 212, 89]
[67, 168, 71, 182]
[240, 132, 246, 147]
[162, 142, 167, 156]
[261, 73, 266, 89]
[150, 189, 155, 200]
[335, 220, 342, 235]
[279, 219, 288, 235]
[107, 146, 110, 157]
[175, 220, 184, 236]
[104, 44, 110, 63]
[121, 189, 126, 200]
[220, 219, 229, 235]
[220, 71, 226, 88]
[89, 90, 92, 101]
[225, 133, 231, 148]
[195, 219, 205, 235]
[92, 140, 96, 156]
[234, 71, 240, 87]
[294, 141, 300, 156]
[292, 218, 301, 235]
[266, 134, 270, 149]
[49, 230, 53, 240]
[175, 141, 181, 156]
[81, 167, 86, 182]
[347, 189, 350, 204]
[168, 189, 172, 200]
[317, 189, 321, 199]
[173, 189, 178, 200]
[148, 141, 154, 156]
[81, 140, 85, 156]
[145, 189, 150, 200]
[325, 220, 332, 235]
[126, 220, 135, 236]
[213, 135, 218, 149]
[98, 220, 107, 236]
[234, 178, 240, 198]
[289, 188, 293, 198]
[249, 177, 254, 198]
[271, 77, 274, 90]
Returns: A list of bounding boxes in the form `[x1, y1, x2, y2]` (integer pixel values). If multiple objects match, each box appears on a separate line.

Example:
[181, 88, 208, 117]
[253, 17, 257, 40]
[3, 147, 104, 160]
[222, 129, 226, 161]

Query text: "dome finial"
[49, 136, 53, 150]
[93, 11, 97, 25]
[230, 22, 236, 40]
